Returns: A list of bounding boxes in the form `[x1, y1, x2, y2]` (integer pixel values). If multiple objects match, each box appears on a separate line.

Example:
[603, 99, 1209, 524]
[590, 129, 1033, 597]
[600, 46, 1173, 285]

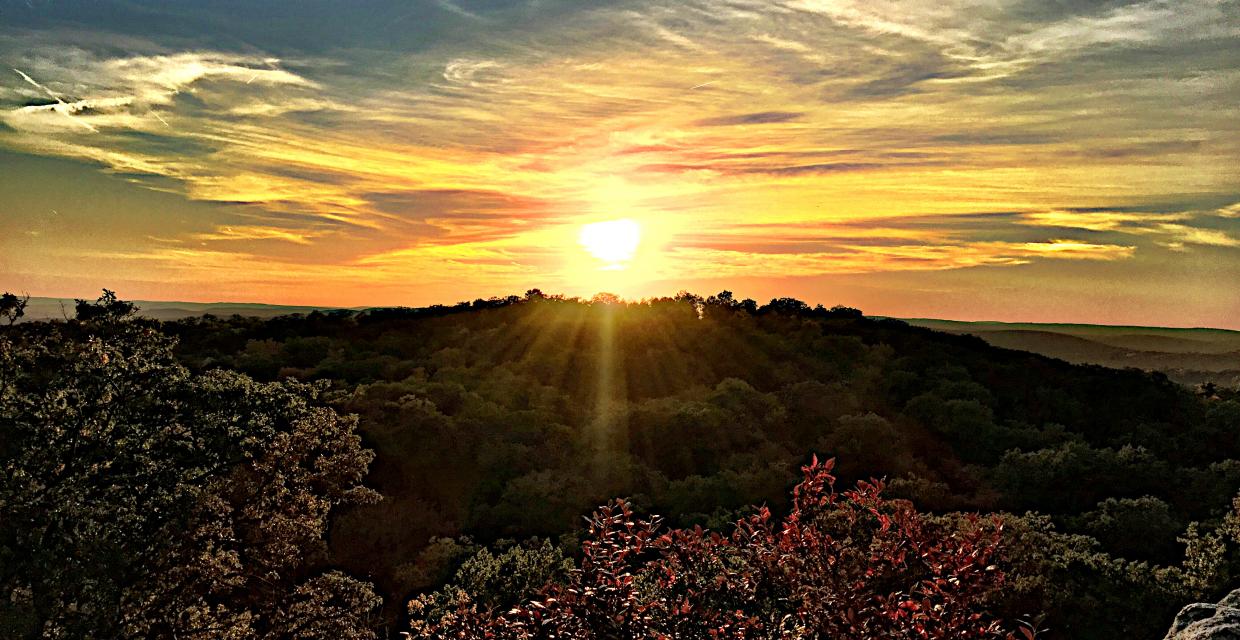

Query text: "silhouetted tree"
[827, 304, 864, 318]
[761, 297, 810, 315]
[706, 290, 735, 307]
[591, 292, 622, 305]
[73, 288, 135, 321]
[0, 292, 28, 325]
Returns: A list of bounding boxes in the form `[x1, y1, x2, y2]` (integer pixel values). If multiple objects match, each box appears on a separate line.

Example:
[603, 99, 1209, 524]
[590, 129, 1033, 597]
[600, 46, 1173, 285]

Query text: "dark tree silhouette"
[0, 292, 28, 325]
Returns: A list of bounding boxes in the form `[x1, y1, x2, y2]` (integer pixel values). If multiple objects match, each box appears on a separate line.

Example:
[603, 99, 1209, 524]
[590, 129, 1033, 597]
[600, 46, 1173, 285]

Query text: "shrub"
[409, 457, 1029, 639]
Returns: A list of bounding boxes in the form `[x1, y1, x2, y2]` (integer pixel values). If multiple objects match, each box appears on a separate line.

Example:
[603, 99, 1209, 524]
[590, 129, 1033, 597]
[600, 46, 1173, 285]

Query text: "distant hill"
[902, 318, 1240, 387]
[18, 297, 343, 322]
[18, 296, 1239, 387]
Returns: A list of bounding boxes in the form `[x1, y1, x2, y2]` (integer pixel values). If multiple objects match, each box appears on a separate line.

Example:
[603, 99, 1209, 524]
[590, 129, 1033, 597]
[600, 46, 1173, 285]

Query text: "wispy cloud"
[1020, 210, 1188, 232]
[190, 225, 322, 245]
[442, 59, 506, 87]
[662, 239, 1135, 279]
[694, 111, 804, 127]
[1150, 224, 1240, 249]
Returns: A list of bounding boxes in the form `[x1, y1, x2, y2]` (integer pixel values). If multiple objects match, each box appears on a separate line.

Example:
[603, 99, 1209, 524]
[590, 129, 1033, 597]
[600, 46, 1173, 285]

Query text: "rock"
[1166, 590, 1240, 640]
[1220, 591, 1240, 610]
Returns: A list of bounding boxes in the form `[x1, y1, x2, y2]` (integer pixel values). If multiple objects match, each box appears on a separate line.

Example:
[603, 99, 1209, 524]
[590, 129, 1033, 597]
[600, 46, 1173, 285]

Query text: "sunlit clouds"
[0, 0, 1237, 325]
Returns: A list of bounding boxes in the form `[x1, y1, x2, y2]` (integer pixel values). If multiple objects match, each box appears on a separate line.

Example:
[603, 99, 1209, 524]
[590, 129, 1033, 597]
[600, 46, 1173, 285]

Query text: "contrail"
[152, 111, 170, 127]
[690, 80, 718, 90]
[247, 58, 281, 84]
[434, 0, 482, 20]
[12, 68, 98, 132]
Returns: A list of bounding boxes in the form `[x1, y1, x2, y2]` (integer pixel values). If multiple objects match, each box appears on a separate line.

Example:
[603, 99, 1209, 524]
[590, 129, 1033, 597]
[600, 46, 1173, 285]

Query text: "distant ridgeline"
[5, 290, 1240, 640]
[17, 295, 346, 322]
[20, 295, 1238, 388]
[901, 318, 1240, 389]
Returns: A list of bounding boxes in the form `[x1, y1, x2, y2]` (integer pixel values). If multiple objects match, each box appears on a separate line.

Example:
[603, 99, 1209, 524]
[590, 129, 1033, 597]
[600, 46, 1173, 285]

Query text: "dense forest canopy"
[5, 290, 1240, 639]
[0, 292, 380, 638]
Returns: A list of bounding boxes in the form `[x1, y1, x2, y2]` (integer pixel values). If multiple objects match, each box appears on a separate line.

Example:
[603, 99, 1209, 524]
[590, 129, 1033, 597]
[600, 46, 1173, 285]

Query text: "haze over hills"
[903, 319, 1240, 388]
[18, 296, 347, 322]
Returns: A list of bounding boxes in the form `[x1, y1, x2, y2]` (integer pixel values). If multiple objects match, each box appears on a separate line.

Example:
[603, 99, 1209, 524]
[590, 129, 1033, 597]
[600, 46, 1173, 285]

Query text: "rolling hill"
[902, 319, 1240, 388]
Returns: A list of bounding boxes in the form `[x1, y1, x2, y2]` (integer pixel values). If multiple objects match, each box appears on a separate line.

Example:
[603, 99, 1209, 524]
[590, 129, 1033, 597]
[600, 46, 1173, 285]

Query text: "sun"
[579, 219, 642, 270]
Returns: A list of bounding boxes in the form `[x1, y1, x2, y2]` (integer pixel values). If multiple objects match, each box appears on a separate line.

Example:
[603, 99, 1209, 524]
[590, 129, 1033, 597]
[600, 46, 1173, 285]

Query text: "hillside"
[150, 293, 1240, 639]
[904, 319, 1240, 388]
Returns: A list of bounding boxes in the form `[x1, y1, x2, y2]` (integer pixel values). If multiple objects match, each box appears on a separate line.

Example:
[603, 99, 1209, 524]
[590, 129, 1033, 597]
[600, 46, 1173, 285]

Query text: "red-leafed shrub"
[408, 457, 1034, 639]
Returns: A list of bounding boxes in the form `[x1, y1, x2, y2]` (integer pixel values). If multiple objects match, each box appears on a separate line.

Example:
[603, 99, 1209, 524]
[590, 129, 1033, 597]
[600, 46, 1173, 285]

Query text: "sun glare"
[579, 219, 642, 270]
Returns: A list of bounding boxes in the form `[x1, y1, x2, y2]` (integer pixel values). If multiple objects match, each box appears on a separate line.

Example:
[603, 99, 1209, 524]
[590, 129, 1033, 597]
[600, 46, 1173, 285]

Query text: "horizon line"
[12, 291, 1240, 333]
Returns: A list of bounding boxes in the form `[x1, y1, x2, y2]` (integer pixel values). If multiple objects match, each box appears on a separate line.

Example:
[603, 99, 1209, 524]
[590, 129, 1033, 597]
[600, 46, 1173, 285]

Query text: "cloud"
[933, 132, 1054, 146]
[442, 59, 506, 87]
[3, 52, 319, 135]
[1218, 203, 1240, 218]
[190, 225, 321, 245]
[694, 111, 804, 126]
[842, 64, 965, 99]
[433, 0, 484, 20]
[662, 238, 1135, 278]
[1151, 224, 1240, 248]
[1017, 209, 1240, 251]
[757, 162, 887, 176]
[1020, 210, 1188, 232]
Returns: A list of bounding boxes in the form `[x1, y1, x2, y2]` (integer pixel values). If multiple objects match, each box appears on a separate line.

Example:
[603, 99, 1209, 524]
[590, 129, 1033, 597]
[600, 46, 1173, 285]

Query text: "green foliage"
[0, 293, 381, 639]
[449, 539, 572, 611]
[981, 511, 1192, 640]
[1073, 496, 1183, 561]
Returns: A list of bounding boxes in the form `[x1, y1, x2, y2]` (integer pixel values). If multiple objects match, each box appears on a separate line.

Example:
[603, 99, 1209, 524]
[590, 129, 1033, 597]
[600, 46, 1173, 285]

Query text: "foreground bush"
[409, 457, 1031, 639]
[0, 293, 381, 639]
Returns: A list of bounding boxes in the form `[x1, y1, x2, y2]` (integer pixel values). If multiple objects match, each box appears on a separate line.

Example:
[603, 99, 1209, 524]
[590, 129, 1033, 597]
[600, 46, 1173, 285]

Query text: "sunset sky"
[1, 0, 1238, 327]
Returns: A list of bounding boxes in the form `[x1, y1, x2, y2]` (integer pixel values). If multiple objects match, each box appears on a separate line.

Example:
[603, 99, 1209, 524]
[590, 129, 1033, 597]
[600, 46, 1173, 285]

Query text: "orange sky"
[1, 1, 1238, 327]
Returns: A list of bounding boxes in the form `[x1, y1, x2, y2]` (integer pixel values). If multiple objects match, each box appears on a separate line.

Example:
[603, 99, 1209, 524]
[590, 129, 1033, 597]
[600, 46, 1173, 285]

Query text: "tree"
[706, 290, 735, 307]
[760, 297, 810, 315]
[591, 292, 622, 305]
[0, 295, 381, 639]
[826, 305, 863, 319]
[412, 539, 573, 623]
[0, 292, 28, 325]
[73, 288, 135, 321]
[1075, 496, 1183, 561]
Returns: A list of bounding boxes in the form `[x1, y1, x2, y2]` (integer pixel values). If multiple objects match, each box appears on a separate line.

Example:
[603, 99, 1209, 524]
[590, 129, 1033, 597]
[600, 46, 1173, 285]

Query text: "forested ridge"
[5, 290, 1240, 639]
